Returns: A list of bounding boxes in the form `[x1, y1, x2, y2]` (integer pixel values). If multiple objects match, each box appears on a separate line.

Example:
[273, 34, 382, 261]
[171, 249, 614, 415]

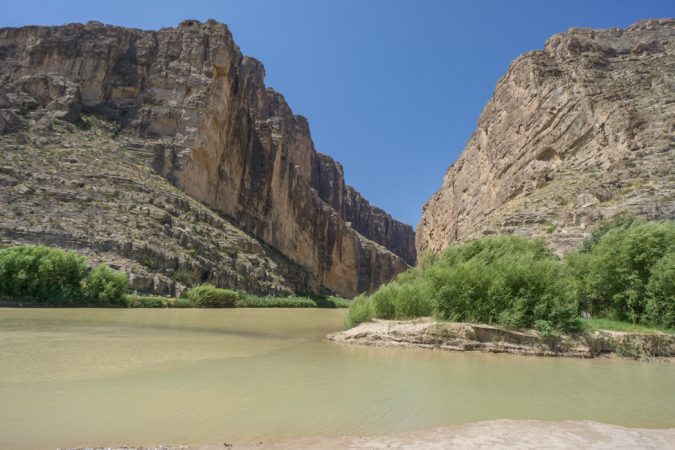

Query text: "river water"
[0, 308, 673, 449]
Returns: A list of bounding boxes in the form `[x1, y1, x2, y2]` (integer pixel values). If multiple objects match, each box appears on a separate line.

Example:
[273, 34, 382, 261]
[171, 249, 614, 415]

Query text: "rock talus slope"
[418, 19, 675, 255]
[0, 20, 415, 297]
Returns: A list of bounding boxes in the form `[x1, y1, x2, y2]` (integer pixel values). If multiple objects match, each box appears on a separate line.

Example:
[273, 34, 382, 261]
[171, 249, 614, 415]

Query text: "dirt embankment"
[326, 319, 675, 359]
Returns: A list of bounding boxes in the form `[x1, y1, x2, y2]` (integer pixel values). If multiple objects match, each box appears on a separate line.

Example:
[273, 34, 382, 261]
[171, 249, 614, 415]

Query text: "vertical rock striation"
[0, 19, 415, 297]
[418, 19, 675, 255]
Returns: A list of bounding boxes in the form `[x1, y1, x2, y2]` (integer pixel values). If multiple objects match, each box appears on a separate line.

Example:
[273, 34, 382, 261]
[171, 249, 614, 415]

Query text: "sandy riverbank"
[69, 420, 675, 449]
[326, 319, 675, 359]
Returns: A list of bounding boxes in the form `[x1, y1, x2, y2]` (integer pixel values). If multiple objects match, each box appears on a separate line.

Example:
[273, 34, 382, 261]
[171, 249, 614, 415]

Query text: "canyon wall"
[0, 20, 415, 297]
[418, 19, 674, 255]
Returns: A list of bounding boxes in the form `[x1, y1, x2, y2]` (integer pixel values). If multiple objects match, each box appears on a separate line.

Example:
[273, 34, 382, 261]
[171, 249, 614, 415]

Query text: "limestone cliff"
[0, 20, 415, 297]
[418, 19, 675, 255]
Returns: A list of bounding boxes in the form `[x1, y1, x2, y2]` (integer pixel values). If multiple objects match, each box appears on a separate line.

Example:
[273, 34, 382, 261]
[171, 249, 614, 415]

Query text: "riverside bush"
[185, 284, 240, 307]
[0, 245, 86, 304]
[345, 294, 373, 328]
[567, 218, 674, 326]
[430, 237, 579, 331]
[84, 265, 128, 306]
[346, 236, 580, 332]
[0, 244, 351, 310]
[123, 294, 168, 308]
[170, 297, 192, 308]
[236, 295, 316, 308]
[235, 295, 350, 308]
[644, 252, 675, 328]
[314, 296, 351, 308]
[0, 245, 132, 305]
[371, 280, 434, 320]
[346, 221, 675, 332]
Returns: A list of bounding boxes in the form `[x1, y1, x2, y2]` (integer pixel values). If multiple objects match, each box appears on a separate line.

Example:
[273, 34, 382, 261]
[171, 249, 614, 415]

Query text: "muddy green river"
[0, 308, 673, 449]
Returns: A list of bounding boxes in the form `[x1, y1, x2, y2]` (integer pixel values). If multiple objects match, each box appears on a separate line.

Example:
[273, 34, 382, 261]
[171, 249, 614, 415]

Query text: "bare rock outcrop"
[0, 20, 415, 297]
[0, 117, 314, 297]
[418, 19, 675, 255]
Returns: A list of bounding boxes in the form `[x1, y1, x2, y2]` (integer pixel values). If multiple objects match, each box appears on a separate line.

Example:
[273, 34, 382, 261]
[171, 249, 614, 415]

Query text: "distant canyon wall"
[0, 20, 415, 296]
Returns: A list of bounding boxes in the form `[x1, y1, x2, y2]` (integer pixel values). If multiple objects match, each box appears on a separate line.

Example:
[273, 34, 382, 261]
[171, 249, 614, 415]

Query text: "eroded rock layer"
[0, 20, 415, 297]
[418, 19, 675, 255]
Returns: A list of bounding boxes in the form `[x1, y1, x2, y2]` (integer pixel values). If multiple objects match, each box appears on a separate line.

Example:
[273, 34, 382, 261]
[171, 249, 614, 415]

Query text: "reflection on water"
[0, 308, 673, 449]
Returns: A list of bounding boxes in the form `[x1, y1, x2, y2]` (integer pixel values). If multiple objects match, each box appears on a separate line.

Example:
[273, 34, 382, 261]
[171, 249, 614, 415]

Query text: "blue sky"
[3, 1, 673, 227]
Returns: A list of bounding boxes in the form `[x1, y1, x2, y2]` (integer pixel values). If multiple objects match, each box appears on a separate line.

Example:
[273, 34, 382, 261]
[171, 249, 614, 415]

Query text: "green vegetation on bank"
[0, 245, 127, 306]
[582, 318, 674, 335]
[566, 217, 674, 328]
[84, 265, 129, 306]
[347, 236, 580, 331]
[185, 283, 240, 307]
[347, 217, 675, 333]
[236, 295, 349, 308]
[0, 245, 349, 308]
[121, 286, 349, 308]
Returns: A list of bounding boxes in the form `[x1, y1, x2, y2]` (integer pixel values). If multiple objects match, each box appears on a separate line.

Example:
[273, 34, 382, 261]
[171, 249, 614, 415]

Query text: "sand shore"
[69, 420, 675, 449]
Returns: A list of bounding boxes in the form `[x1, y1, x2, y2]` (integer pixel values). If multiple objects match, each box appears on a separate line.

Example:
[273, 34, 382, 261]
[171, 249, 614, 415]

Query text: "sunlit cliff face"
[418, 19, 675, 256]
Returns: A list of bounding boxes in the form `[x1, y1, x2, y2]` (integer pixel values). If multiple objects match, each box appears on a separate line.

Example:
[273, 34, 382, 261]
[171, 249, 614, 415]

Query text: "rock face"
[0, 20, 415, 297]
[418, 19, 675, 255]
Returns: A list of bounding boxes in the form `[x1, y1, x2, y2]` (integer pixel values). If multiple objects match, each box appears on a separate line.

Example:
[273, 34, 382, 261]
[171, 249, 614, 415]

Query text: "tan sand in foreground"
[223, 420, 675, 449]
[79, 420, 675, 449]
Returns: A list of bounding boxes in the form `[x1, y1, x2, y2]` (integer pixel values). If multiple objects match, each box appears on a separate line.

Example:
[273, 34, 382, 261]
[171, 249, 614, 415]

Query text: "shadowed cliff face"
[418, 19, 675, 256]
[0, 19, 415, 297]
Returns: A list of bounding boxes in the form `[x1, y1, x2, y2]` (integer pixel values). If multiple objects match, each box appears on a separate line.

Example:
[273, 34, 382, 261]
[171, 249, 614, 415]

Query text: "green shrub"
[139, 296, 168, 307]
[644, 252, 675, 328]
[169, 297, 192, 308]
[431, 237, 578, 330]
[84, 265, 128, 306]
[534, 319, 562, 348]
[581, 213, 640, 252]
[234, 294, 350, 308]
[313, 295, 351, 308]
[267, 296, 315, 307]
[0, 245, 86, 304]
[567, 218, 674, 324]
[120, 294, 134, 307]
[345, 294, 374, 328]
[345, 236, 579, 331]
[235, 295, 316, 308]
[371, 284, 397, 318]
[123, 294, 168, 308]
[185, 284, 239, 307]
[366, 267, 434, 321]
